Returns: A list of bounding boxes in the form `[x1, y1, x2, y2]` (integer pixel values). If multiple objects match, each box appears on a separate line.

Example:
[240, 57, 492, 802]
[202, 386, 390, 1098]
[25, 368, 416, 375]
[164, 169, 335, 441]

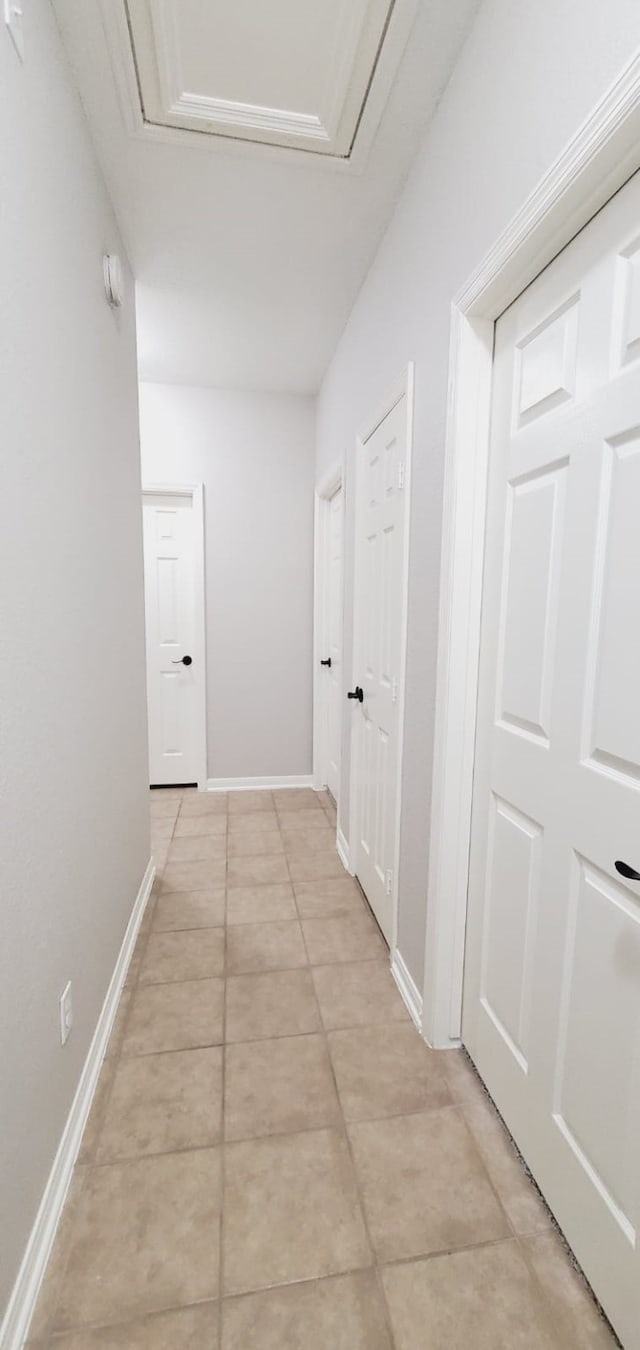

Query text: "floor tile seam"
[47, 1294, 220, 1340]
[321, 991, 397, 1349]
[88, 1139, 224, 1170]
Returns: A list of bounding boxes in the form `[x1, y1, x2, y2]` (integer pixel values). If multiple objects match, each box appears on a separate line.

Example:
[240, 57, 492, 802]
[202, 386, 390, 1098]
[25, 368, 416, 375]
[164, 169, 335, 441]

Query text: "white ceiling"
[53, 0, 480, 393]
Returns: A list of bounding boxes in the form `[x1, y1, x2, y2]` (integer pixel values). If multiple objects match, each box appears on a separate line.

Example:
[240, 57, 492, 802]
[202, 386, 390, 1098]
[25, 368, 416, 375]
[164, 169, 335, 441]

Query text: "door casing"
[422, 50, 640, 1048]
[313, 464, 343, 805]
[142, 481, 208, 791]
[348, 364, 414, 964]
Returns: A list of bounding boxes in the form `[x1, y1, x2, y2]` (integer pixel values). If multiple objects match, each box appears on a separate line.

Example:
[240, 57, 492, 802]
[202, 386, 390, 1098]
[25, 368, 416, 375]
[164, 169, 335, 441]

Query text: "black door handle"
[347, 686, 364, 703]
[172, 655, 193, 666]
[320, 658, 332, 668]
[615, 860, 640, 881]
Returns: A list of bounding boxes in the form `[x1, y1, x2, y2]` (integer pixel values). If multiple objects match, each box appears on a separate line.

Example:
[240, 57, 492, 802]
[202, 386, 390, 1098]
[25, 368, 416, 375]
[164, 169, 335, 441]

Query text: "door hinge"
[391, 676, 398, 704]
[398, 460, 405, 491]
[386, 868, 393, 896]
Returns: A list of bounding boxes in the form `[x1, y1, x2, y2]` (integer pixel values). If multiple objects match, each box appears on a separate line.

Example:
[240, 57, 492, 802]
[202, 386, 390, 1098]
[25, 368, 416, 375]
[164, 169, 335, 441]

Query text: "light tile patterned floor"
[27, 788, 618, 1348]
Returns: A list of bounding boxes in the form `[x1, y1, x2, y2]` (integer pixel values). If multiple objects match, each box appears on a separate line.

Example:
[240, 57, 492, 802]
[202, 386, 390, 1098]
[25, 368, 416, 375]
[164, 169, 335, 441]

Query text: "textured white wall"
[316, 0, 640, 989]
[139, 383, 316, 780]
[0, 4, 149, 1317]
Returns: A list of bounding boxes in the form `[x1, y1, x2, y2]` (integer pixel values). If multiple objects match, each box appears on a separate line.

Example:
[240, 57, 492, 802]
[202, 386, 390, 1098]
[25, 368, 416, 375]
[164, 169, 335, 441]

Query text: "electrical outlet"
[59, 981, 73, 1046]
[4, 0, 24, 61]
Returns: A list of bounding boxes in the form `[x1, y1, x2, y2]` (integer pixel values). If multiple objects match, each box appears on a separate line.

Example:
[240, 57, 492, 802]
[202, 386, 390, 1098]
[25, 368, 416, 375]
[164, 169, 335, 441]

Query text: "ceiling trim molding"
[168, 93, 331, 143]
[98, 0, 419, 173]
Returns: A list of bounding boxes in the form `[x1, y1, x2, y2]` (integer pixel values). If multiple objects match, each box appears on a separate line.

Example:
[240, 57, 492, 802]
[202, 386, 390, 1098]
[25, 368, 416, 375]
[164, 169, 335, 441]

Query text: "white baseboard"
[391, 948, 424, 1031]
[336, 828, 353, 873]
[0, 858, 155, 1350]
[206, 775, 314, 792]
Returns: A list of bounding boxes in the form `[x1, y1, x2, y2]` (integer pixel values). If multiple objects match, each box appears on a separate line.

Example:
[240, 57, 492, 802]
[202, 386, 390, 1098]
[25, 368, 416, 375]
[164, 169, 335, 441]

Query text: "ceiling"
[53, 0, 480, 393]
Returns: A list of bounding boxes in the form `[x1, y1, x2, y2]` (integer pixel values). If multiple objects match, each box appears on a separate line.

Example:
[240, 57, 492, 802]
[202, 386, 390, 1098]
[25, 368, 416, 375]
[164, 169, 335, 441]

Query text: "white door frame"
[313, 462, 343, 799]
[349, 363, 415, 959]
[422, 51, 640, 1049]
[142, 481, 208, 792]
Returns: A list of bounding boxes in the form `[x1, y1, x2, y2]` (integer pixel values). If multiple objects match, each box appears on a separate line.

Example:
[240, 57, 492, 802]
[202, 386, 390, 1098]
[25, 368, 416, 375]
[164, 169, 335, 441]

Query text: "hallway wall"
[139, 383, 315, 782]
[316, 0, 640, 992]
[0, 3, 149, 1320]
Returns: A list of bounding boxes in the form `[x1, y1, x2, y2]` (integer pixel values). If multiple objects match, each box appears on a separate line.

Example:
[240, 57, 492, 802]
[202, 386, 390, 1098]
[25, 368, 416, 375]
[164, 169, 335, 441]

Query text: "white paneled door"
[351, 394, 408, 944]
[143, 490, 204, 787]
[318, 483, 343, 800]
[464, 170, 640, 1348]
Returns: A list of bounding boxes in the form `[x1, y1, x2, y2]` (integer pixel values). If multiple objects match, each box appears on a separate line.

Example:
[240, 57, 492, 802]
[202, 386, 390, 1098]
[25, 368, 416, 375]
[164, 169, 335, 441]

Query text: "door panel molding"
[142, 481, 207, 790]
[423, 48, 640, 1051]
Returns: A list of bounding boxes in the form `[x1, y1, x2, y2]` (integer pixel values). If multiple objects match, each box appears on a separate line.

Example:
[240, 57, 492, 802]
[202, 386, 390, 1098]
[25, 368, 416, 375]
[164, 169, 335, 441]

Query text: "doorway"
[142, 484, 207, 788]
[463, 169, 640, 1347]
[348, 369, 413, 948]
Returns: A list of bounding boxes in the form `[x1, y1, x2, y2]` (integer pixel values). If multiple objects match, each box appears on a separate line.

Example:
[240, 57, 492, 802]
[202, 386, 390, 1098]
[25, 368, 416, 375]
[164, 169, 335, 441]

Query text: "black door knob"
[172, 655, 193, 666]
[347, 686, 364, 703]
[615, 860, 640, 881]
[320, 657, 332, 668]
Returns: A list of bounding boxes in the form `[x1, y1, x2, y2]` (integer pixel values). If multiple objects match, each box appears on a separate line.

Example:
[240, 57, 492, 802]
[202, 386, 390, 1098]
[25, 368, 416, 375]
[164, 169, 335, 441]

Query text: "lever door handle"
[347, 686, 364, 703]
[615, 860, 640, 881]
[172, 655, 193, 666]
[320, 658, 332, 668]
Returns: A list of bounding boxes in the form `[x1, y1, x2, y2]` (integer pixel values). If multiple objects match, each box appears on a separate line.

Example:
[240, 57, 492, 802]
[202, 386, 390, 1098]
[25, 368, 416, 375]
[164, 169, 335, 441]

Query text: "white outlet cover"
[4, 0, 24, 61]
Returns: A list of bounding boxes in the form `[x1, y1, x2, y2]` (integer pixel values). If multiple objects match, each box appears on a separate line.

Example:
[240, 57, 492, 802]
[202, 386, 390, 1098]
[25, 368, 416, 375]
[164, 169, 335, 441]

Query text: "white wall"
[0, 3, 148, 1320]
[317, 0, 640, 990]
[139, 383, 316, 781]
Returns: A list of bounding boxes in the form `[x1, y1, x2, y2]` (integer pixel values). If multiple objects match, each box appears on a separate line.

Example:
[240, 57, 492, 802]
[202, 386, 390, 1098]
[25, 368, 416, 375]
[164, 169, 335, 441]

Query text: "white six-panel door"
[142, 491, 203, 786]
[351, 395, 407, 944]
[463, 170, 640, 1348]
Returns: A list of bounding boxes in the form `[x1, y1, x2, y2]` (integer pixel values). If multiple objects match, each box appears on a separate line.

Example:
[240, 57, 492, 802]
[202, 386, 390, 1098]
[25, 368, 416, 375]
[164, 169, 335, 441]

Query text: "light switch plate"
[4, 0, 24, 61]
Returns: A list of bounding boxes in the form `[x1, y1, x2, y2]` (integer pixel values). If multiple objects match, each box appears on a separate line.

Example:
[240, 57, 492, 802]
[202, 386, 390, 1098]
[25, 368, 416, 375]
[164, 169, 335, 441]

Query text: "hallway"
[26, 789, 614, 1348]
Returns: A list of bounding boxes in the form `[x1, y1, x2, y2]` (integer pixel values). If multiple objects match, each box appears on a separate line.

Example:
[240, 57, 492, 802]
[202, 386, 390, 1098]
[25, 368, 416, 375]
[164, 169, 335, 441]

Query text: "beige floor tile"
[227, 811, 280, 836]
[54, 1150, 220, 1331]
[277, 807, 332, 830]
[522, 1233, 618, 1349]
[167, 835, 227, 863]
[123, 979, 224, 1055]
[224, 1034, 340, 1140]
[28, 1169, 87, 1341]
[381, 1241, 558, 1349]
[223, 1128, 370, 1295]
[161, 860, 227, 892]
[323, 802, 338, 827]
[287, 853, 349, 883]
[349, 1107, 510, 1261]
[312, 961, 410, 1030]
[48, 1303, 219, 1348]
[226, 920, 307, 973]
[301, 913, 385, 965]
[228, 791, 275, 813]
[282, 826, 336, 854]
[152, 888, 225, 932]
[179, 793, 227, 815]
[226, 856, 290, 888]
[462, 1092, 553, 1236]
[221, 1271, 391, 1349]
[140, 927, 225, 984]
[150, 797, 180, 819]
[149, 818, 175, 840]
[293, 877, 367, 919]
[104, 990, 131, 1058]
[228, 830, 284, 857]
[441, 1046, 487, 1105]
[226, 883, 296, 926]
[273, 790, 325, 812]
[173, 813, 227, 836]
[328, 1023, 452, 1122]
[77, 1059, 116, 1164]
[226, 969, 322, 1043]
[96, 1047, 223, 1161]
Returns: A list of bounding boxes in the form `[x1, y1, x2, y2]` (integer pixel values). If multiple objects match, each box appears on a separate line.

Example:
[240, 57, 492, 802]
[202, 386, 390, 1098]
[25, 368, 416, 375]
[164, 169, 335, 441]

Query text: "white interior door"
[143, 490, 204, 787]
[464, 169, 640, 1348]
[319, 484, 343, 800]
[351, 395, 408, 944]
